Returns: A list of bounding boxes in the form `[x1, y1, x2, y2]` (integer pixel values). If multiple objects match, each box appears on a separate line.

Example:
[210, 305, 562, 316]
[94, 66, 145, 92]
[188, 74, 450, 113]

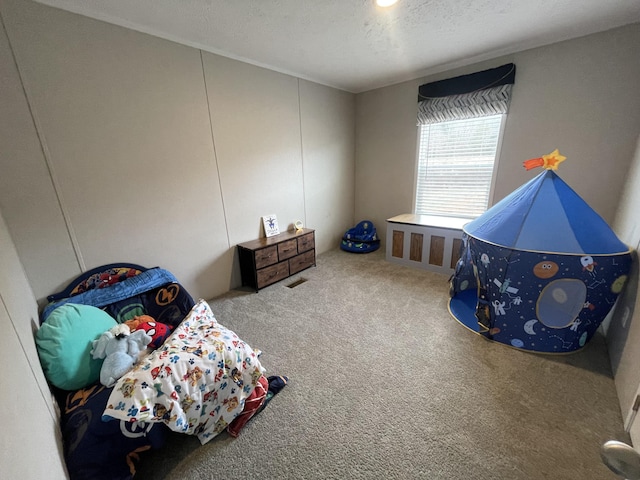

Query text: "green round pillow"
[36, 303, 117, 390]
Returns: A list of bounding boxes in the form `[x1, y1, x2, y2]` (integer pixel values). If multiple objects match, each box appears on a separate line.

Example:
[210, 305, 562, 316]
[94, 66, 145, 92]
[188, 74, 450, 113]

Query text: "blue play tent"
[449, 168, 632, 353]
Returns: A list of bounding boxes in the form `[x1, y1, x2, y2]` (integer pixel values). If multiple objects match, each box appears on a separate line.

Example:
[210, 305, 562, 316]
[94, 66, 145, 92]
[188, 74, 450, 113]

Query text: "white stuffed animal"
[91, 324, 152, 387]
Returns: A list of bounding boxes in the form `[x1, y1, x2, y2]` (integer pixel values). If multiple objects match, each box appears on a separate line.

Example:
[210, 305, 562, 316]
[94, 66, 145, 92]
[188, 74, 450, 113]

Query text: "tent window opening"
[415, 115, 504, 218]
[415, 63, 516, 219]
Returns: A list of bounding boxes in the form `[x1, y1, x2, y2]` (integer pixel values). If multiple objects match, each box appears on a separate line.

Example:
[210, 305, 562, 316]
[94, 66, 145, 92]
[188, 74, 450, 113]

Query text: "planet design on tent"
[448, 151, 632, 353]
[533, 260, 558, 279]
[612, 275, 628, 294]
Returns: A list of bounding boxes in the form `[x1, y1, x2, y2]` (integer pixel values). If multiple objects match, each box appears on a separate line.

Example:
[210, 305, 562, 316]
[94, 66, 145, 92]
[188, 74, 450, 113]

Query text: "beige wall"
[0, 0, 355, 303]
[299, 79, 356, 253]
[202, 54, 305, 246]
[0, 3, 81, 302]
[355, 24, 640, 238]
[608, 136, 640, 444]
[0, 211, 67, 478]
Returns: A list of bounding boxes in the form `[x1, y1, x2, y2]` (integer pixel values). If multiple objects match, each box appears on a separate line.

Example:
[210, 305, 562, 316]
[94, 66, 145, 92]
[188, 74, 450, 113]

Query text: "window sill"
[386, 213, 473, 230]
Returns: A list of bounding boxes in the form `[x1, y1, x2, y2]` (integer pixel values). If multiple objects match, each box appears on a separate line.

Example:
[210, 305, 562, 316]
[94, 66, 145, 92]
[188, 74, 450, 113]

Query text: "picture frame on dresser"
[262, 214, 280, 237]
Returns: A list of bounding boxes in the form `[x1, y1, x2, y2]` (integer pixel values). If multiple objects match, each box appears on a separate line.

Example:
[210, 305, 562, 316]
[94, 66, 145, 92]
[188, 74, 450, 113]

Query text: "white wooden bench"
[385, 214, 470, 275]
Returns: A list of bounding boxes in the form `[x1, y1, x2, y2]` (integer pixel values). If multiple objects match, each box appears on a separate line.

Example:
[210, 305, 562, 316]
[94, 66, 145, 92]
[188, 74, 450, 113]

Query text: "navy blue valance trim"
[418, 63, 516, 101]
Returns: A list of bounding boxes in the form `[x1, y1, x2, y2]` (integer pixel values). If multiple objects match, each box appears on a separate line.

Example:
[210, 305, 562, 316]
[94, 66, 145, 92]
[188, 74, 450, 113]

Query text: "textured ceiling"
[34, 0, 640, 93]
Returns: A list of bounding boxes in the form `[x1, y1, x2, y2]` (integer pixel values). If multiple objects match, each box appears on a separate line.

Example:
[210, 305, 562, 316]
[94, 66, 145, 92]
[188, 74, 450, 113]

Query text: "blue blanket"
[42, 268, 178, 321]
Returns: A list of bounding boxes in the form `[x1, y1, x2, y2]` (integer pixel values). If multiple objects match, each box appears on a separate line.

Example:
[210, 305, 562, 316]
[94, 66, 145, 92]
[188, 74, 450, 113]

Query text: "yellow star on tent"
[541, 149, 566, 170]
[523, 149, 567, 171]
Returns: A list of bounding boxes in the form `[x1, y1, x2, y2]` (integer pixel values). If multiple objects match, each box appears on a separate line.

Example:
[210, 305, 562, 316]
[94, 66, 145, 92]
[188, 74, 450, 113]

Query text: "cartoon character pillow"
[124, 315, 173, 349]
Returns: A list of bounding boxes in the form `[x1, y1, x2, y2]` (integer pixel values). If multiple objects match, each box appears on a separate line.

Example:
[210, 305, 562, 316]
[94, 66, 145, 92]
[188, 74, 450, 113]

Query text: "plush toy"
[123, 315, 153, 332]
[91, 324, 152, 387]
[124, 315, 173, 349]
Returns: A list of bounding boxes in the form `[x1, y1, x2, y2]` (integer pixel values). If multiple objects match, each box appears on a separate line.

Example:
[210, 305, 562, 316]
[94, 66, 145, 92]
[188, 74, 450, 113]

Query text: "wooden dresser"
[237, 228, 316, 291]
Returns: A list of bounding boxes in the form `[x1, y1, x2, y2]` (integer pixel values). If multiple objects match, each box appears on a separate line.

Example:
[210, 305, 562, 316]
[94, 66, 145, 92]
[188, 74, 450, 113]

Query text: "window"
[414, 114, 504, 218]
[415, 63, 516, 219]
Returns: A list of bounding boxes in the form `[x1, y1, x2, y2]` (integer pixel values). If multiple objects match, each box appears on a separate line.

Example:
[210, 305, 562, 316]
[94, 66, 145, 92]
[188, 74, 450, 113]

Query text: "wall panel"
[0, 212, 67, 478]
[0, 10, 80, 302]
[608, 136, 640, 443]
[202, 53, 305, 247]
[299, 80, 355, 253]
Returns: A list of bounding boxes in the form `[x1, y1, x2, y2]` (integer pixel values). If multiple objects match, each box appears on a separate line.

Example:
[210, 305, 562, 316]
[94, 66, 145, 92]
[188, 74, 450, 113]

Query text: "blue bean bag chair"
[340, 220, 380, 253]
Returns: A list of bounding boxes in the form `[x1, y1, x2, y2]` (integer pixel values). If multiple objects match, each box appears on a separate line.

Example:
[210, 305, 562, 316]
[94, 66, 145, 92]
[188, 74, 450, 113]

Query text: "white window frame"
[412, 114, 507, 220]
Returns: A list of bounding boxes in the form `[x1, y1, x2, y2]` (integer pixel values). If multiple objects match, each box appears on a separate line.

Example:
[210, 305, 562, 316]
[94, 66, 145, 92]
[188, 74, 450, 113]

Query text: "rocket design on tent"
[448, 151, 632, 353]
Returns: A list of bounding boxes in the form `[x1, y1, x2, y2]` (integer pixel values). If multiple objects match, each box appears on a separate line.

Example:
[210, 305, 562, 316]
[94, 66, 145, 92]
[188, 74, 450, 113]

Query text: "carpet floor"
[135, 248, 628, 479]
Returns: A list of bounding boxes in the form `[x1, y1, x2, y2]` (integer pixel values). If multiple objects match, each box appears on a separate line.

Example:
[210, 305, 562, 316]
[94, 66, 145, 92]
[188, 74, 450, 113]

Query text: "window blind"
[415, 115, 503, 218]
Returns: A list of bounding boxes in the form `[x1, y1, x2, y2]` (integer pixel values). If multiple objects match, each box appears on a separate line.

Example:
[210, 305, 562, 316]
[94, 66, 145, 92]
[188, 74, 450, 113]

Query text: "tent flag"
[449, 152, 632, 353]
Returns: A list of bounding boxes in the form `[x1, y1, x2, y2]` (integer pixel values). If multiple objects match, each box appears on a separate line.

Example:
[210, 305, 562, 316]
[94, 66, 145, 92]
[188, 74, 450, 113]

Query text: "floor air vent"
[287, 278, 307, 288]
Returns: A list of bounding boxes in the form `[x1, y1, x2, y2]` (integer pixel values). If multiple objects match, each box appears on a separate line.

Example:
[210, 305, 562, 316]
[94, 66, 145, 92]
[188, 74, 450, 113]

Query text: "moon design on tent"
[524, 319, 539, 335]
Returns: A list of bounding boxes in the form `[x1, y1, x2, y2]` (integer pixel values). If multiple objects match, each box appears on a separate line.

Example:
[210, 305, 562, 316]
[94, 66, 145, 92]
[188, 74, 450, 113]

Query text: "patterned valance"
[417, 63, 516, 125]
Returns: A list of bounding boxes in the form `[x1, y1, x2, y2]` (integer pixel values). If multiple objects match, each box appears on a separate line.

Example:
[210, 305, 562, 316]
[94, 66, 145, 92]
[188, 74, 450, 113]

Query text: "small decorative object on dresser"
[237, 228, 316, 291]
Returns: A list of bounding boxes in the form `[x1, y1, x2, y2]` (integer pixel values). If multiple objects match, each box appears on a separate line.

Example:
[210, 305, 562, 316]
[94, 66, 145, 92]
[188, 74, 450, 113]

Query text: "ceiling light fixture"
[376, 0, 398, 7]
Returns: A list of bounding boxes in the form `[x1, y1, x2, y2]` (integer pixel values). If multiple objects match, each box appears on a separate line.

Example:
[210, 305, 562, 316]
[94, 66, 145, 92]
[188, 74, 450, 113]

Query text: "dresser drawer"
[277, 239, 298, 260]
[297, 232, 315, 253]
[257, 261, 290, 289]
[289, 249, 315, 275]
[255, 245, 278, 269]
